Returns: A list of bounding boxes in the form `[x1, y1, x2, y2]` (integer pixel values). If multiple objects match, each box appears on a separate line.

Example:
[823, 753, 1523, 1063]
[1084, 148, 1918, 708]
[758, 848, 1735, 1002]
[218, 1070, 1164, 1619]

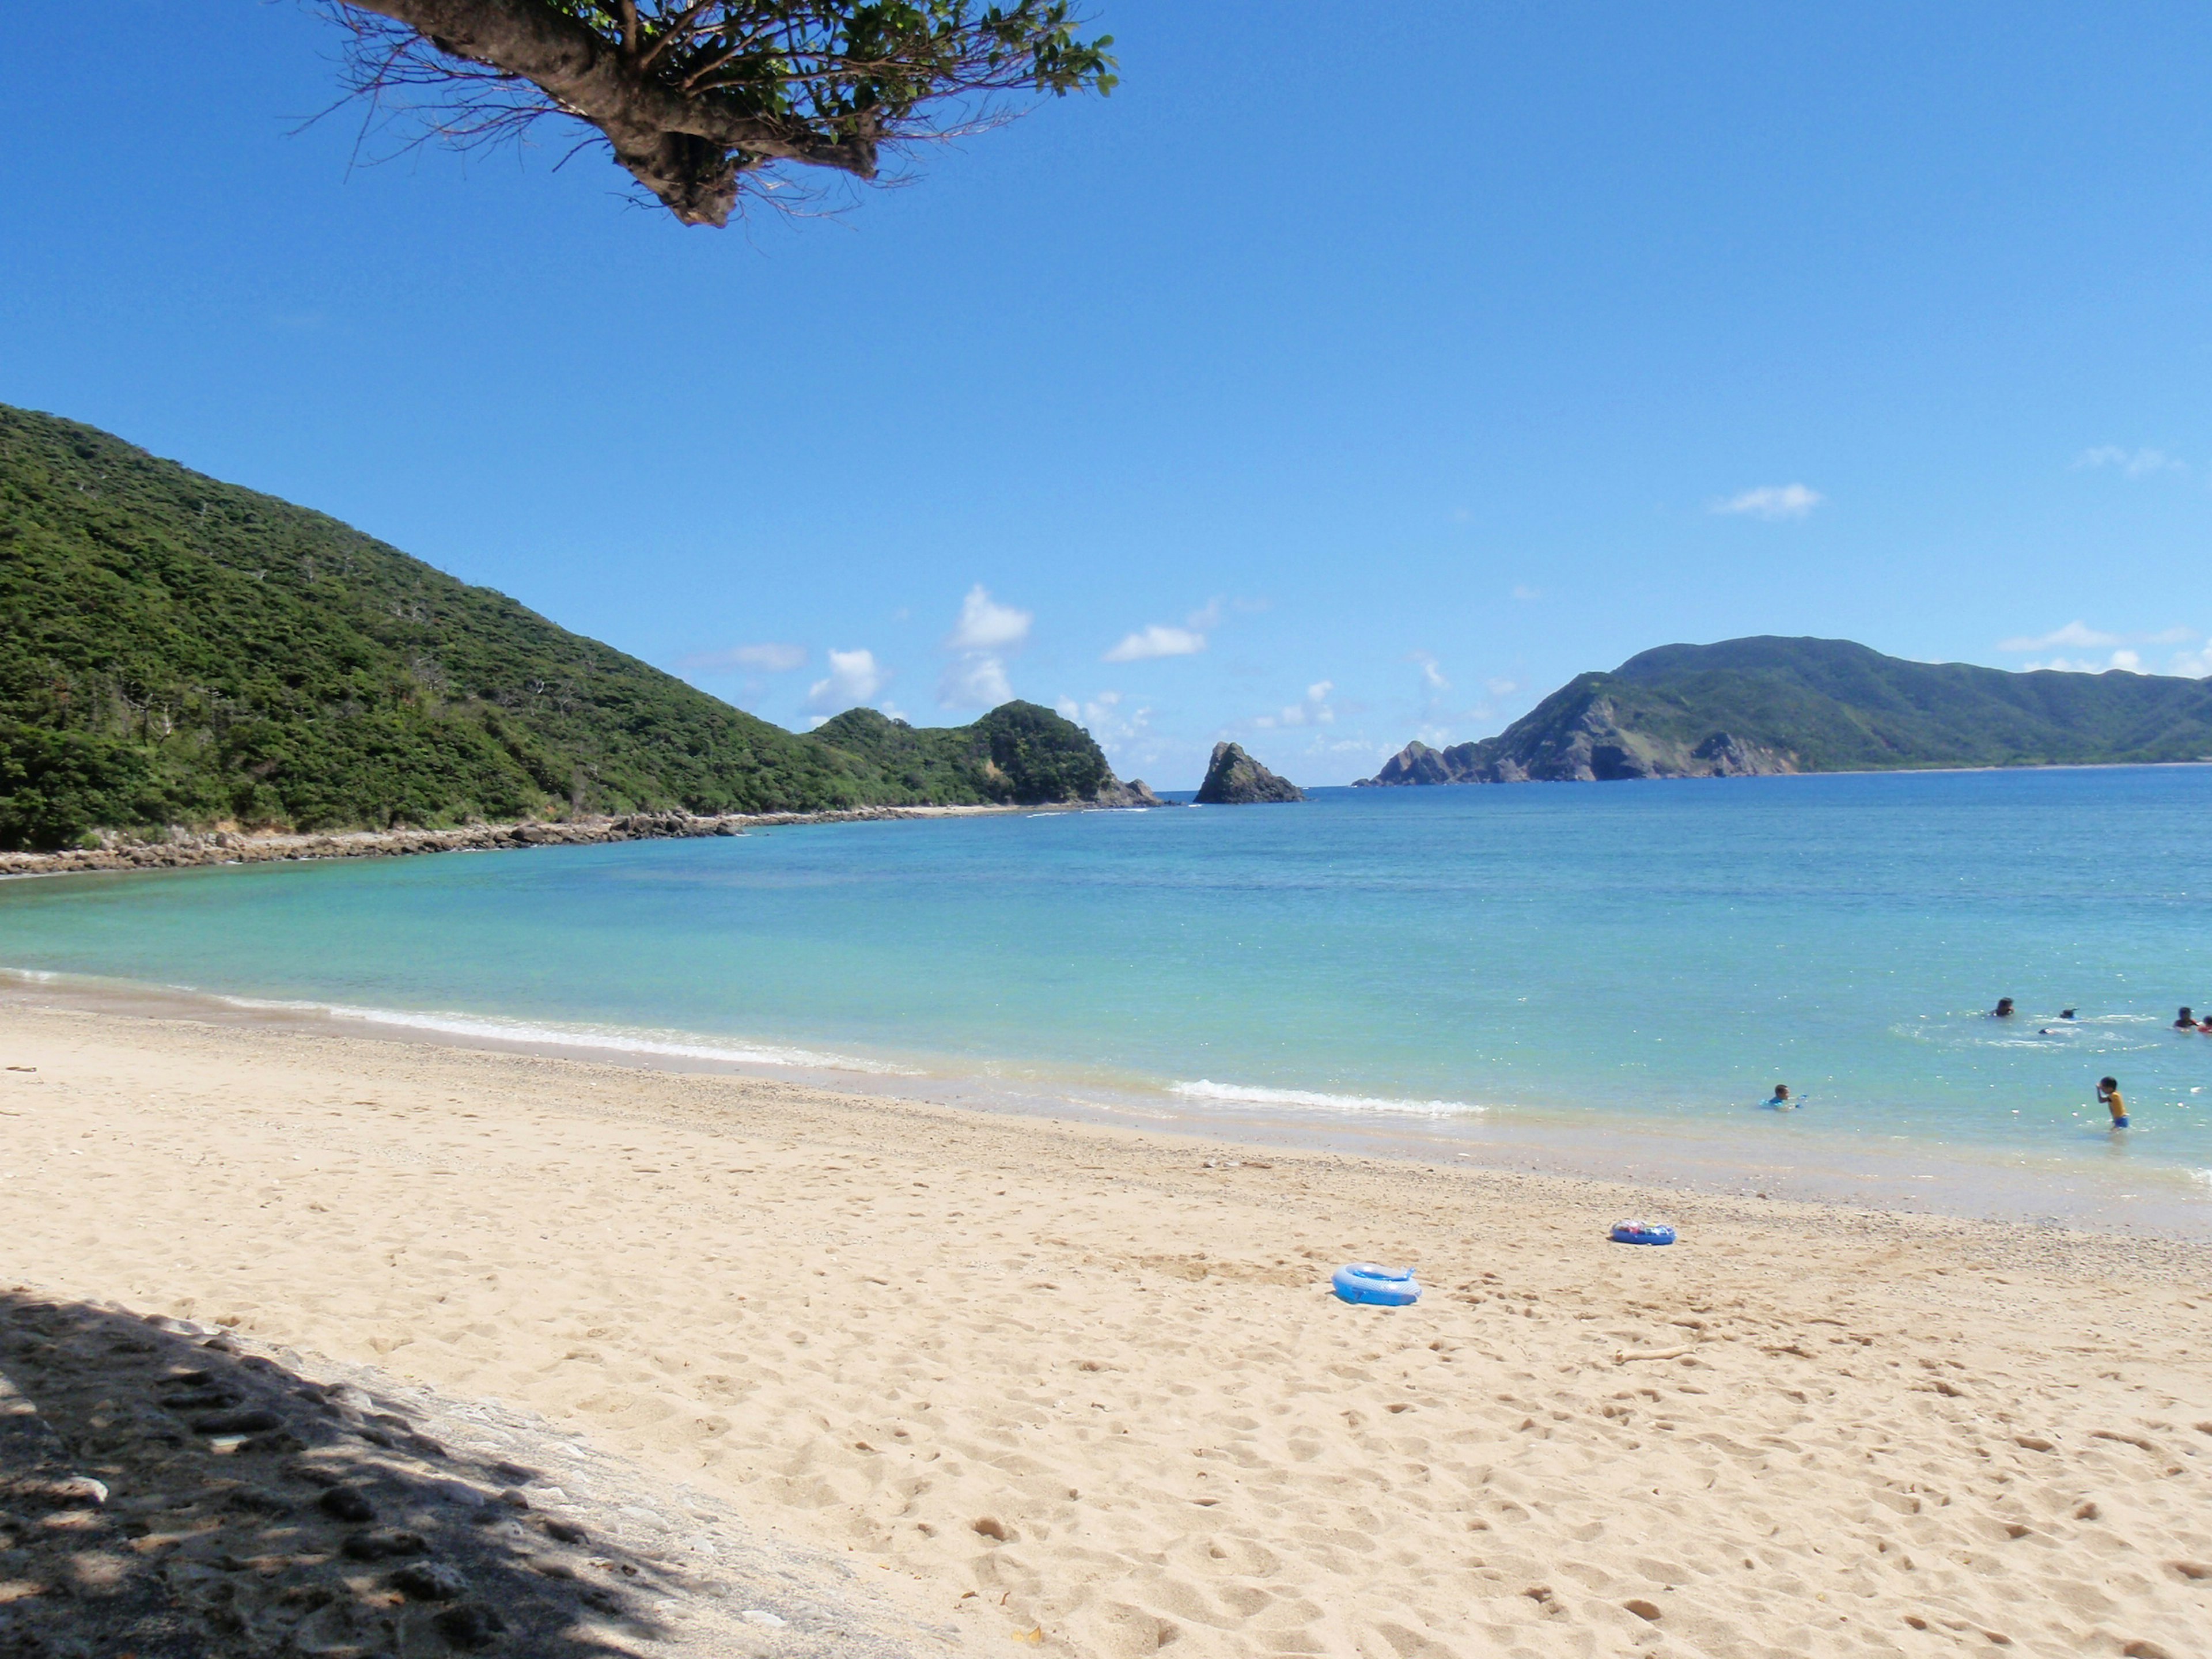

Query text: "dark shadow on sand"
[0, 1291, 695, 1657]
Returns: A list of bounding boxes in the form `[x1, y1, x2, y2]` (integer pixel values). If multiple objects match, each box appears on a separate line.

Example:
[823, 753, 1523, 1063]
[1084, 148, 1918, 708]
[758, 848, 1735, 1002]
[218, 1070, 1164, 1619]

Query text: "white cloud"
[1420, 660, 1450, 695]
[946, 585, 1032, 650]
[680, 642, 805, 674]
[1104, 623, 1206, 663]
[2169, 646, 2212, 677]
[933, 584, 1031, 710]
[806, 647, 888, 712]
[938, 653, 1013, 709]
[2073, 445, 2183, 477]
[1185, 597, 1224, 630]
[1712, 483, 1823, 520]
[1511, 584, 1542, 601]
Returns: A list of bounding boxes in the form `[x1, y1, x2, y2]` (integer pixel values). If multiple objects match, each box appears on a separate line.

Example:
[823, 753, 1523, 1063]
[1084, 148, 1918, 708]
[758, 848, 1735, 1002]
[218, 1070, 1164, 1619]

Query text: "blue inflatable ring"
[1333, 1263, 1422, 1305]
[1610, 1221, 1676, 1246]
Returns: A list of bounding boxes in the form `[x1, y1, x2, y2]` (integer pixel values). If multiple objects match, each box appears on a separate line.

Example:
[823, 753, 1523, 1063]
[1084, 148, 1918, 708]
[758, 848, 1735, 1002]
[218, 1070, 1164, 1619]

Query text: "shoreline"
[5, 966, 2209, 1245]
[1, 1003, 2206, 1657]
[0, 801, 1064, 880]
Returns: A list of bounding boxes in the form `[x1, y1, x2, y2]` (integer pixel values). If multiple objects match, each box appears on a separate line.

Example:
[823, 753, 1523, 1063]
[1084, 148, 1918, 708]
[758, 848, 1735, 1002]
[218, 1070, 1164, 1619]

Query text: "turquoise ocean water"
[4, 767, 2210, 1231]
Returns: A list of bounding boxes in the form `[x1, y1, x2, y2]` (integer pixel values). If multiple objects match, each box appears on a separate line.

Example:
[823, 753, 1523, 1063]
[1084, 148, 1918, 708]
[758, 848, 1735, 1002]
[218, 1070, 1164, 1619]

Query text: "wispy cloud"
[1999, 620, 2122, 652]
[806, 647, 888, 713]
[2022, 650, 2144, 675]
[1405, 652, 1517, 745]
[945, 584, 1032, 650]
[939, 653, 1013, 707]
[1255, 681, 1335, 729]
[680, 642, 805, 674]
[2073, 445, 2183, 478]
[1511, 584, 1542, 601]
[1105, 623, 1206, 663]
[1055, 690, 1152, 744]
[1711, 483, 1823, 520]
[1999, 622, 2198, 659]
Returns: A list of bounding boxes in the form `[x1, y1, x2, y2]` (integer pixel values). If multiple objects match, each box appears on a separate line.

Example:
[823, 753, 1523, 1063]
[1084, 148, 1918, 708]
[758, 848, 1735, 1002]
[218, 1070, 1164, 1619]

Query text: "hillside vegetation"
[0, 404, 1120, 849]
[1363, 636, 2212, 785]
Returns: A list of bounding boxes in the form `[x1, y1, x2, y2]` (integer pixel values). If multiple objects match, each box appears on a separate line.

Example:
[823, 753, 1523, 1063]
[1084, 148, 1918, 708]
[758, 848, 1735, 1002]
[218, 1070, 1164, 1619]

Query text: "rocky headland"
[1367, 704, 1793, 786]
[1358, 635, 2212, 786]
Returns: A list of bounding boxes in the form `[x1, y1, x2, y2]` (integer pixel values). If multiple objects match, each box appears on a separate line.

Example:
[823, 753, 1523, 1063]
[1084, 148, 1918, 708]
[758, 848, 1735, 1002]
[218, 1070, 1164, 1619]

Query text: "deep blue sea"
[5, 767, 2210, 1231]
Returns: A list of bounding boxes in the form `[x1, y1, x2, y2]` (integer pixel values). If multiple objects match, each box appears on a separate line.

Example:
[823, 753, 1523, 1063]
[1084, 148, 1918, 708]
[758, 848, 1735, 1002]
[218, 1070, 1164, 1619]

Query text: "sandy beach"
[2, 1003, 2208, 1658]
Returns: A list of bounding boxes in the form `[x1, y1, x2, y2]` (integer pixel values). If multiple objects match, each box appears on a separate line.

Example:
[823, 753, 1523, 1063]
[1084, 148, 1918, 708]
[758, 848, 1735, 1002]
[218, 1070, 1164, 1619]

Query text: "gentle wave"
[214, 995, 918, 1075]
[1170, 1079, 1482, 1116]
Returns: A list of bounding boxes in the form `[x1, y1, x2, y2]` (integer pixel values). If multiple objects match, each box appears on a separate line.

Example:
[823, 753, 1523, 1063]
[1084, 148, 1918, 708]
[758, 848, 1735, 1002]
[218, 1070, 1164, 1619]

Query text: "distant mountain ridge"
[1360, 637, 2212, 786]
[0, 404, 1146, 849]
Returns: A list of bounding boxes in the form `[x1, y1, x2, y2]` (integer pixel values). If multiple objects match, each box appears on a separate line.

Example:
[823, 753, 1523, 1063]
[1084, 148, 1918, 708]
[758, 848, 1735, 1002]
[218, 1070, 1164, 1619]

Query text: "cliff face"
[1359, 636, 2212, 786]
[1194, 742, 1305, 804]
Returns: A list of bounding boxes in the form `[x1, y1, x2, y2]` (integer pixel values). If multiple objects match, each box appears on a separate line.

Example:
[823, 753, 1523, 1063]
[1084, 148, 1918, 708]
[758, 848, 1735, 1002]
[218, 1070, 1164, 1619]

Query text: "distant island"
[1360, 636, 2212, 785]
[0, 405, 1155, 851]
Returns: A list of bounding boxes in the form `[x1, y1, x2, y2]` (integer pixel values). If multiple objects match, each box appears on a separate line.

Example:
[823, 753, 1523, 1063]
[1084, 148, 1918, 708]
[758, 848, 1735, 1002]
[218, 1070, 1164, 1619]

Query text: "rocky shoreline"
[0, 805, 1033, 880]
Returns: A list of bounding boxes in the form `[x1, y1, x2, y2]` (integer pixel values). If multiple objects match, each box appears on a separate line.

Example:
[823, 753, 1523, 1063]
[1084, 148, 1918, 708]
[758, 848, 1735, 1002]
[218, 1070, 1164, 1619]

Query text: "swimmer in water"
[1992, 997, 2016, 1018]
[1764, 1084, 1793, 1110]
[2097, 1075, 2128, 1130]
[2061, 1008, 2077, 1020]
[2176, 1006, 2198, 1031]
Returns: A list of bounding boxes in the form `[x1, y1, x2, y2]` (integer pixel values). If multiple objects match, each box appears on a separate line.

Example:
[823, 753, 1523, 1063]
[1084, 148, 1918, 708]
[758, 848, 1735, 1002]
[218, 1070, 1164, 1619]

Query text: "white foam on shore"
[214, 995, 918, 1075]
[1170, 1079, 1482, 1116]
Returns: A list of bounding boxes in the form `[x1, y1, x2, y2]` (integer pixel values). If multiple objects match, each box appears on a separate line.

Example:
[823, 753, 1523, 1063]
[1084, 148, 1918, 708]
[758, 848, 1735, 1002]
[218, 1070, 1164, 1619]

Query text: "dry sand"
[1, 1004, 2208, 1657]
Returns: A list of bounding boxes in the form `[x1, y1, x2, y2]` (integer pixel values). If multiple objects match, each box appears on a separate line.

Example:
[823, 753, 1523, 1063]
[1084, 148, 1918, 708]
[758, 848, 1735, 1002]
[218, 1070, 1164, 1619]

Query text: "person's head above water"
[1993, 997, 2015, 1016]
[1771, 1084, 1790, 1100]
[2178, 1006, 2196, 1027]
[2061, 1008, 2077, 1020]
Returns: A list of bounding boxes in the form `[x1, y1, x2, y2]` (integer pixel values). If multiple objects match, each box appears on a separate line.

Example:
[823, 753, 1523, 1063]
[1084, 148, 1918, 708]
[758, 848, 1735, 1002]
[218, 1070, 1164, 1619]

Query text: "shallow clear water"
[4, 768, 2210, 1227]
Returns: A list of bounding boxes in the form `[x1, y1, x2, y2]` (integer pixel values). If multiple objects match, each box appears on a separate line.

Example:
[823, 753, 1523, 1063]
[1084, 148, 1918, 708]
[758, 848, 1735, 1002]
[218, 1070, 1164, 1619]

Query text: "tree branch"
[341, 0, 877, 224]
[320, 0, 1113, 227]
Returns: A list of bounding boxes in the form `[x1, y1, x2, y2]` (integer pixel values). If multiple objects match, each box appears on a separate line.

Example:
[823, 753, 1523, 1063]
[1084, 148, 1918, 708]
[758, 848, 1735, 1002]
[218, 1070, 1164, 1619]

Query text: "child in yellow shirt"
[2096, 1077, 2128, 1130]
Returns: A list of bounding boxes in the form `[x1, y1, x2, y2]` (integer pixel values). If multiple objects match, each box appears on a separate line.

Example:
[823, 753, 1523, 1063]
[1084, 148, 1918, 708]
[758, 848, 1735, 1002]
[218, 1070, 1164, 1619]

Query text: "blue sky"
[6, 4, 2212, 786]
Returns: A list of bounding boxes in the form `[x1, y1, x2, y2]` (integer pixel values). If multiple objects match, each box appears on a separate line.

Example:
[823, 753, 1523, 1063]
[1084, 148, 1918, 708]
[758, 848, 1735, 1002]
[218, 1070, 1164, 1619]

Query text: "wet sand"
[2, 1003, 2208, 1657]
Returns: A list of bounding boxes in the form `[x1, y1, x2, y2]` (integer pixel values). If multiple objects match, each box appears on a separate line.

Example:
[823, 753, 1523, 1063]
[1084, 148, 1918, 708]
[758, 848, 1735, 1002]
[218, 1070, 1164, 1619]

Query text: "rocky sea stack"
[1194, 742, 1304, 804]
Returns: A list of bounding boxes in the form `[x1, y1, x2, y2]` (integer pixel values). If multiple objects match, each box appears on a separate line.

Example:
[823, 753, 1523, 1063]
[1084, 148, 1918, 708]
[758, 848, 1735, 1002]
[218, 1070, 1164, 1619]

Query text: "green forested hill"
[0, 404, 1115, 848]
[812, 704, 1113, 803]
[1362, 636, 2212, 785]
